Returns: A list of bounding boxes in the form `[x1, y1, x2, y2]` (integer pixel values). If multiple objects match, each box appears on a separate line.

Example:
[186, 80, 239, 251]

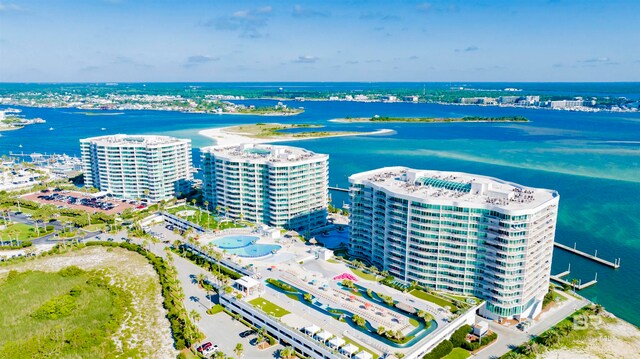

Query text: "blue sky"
[0, 0, 639, 82]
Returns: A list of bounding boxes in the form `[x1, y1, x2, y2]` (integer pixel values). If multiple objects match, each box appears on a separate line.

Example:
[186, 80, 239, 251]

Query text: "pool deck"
[203, 228, 316, 267]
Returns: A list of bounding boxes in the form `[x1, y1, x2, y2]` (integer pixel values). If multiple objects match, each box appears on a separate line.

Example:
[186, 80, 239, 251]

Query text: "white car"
[203, 344, 219, 356]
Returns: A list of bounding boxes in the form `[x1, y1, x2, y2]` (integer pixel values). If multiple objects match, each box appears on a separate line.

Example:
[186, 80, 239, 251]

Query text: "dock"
[329, 186, 349, 193]
[550, 266, 598, 291]
[554, 241, 620, 269]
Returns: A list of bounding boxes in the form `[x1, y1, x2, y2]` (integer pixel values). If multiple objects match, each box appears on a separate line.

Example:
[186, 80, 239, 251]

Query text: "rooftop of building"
[202, 143, 327, 164]
[350, 167, 558, 210]
[80, 134, 190, 147]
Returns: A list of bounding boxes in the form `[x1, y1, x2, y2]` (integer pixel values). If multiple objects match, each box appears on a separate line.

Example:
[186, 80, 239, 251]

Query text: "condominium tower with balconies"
[348, 167, 559, 320]
[80, 134, 193, 202]
[201, 143, 328, 233]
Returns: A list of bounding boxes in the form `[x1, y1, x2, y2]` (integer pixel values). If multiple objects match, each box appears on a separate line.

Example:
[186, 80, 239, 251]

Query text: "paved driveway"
[475, 292, 591, 359]
[171, 252, 282, 359]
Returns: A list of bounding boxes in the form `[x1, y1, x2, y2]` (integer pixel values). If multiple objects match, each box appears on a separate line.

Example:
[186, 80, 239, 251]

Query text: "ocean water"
[1, 93, 639, 325]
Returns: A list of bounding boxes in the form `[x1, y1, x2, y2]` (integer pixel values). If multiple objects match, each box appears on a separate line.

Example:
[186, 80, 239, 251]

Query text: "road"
[475, 293, 591, 359]
[124, 227, 283, 359]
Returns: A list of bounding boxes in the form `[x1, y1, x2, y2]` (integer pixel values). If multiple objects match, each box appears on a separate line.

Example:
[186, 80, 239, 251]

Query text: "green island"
[227, 123, 370, 139]
[235, 106, 303, 116]
[333, 115, 529, 123]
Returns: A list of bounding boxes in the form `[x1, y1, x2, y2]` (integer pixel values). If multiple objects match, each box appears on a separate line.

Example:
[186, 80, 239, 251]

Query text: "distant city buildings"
[348, 167, 559, 320]
[201, 143, 329, 233]
[456, 94, 601, 109]
[80, 134, 193, 202]
[549, 99, 585, 109]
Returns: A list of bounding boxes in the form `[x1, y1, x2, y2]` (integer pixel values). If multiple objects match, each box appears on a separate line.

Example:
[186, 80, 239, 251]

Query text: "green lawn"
[207, 304, 224, 315]
[249, 297, 291, 318]
[0, 223, 49, 241]
[0, 268, 123, 358]
[82, 223, 107, 232]
[409, 317, 420, 327]
[444, 348, 471, 359]
[410, 289, 456, 310]
[349, 267, 380, 281]
[167, 206, 245, 231]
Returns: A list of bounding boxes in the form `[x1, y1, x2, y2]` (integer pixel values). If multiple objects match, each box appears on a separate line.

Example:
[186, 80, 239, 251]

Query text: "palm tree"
[280, 346, 294, 359]
[570, 278, 579, 291]
[204, 201, 210, 228]
[377, 326, 386, 335]
[213, 351, 226, 359]
[189, 309, 201, 323]
[521, 341, 537, 355]
[234, 343, 243, 359]
[196, 273, 206, 287]
[256, 327, 266, 344]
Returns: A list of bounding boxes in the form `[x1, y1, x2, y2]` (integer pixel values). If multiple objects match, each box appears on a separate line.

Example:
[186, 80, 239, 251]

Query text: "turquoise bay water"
[1, 98, 639, 325]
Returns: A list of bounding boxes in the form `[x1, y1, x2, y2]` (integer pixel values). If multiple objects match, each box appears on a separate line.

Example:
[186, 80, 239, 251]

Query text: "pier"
[550, 265, 598, 291]
[553, 241, 620, 269]
[329, 186, 349, 193]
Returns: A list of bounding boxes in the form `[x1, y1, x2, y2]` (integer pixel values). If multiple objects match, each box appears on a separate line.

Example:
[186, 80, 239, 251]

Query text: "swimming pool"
[211, 235, 282, 258]
[212, 235, 258, 249]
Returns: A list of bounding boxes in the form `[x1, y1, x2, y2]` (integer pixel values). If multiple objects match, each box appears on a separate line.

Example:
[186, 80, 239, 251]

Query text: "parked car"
[197, 342, 212, 354]
[239, 330, 254, 338]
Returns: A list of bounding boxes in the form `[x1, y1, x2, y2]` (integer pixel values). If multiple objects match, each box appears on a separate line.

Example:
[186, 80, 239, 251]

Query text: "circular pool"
[212, 235, 282, 258]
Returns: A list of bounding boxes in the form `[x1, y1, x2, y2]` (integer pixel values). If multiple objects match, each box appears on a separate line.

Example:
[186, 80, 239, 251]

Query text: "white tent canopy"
[303, 325, 321, 335]
[354, 350, 373, 359]
[328, 337, 346, 349]
[341, 343, 359, 356]
[314, 330, 332, 342]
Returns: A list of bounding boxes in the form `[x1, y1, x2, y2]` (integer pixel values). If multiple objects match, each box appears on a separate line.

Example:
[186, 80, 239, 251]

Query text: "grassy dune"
[0, 268, 121, 358]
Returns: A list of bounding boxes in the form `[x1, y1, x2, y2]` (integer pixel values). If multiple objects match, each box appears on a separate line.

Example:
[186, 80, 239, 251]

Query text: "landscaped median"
[0, 223, 55, 248]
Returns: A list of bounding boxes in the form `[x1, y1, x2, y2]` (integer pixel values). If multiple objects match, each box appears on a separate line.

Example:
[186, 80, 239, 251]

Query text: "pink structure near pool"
[333, 273, 358, 281]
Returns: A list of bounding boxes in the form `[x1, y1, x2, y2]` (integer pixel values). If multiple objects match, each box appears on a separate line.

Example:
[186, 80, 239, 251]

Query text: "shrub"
[461, 331, 497, 351]
[31, 293, 77, 320]
[267, 278, 295, 292]
[59, 265, 84, 277]
[450, 324, 472, 348]
[207, 304, 223, 315]
[423, 339, 453, 359]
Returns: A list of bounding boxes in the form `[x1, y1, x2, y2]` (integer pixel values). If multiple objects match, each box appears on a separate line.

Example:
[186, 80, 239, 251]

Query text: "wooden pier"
[554, 242, 620, 269]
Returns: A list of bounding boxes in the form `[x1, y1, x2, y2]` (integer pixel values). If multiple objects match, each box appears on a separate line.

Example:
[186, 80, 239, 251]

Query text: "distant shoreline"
[330, 116, 529, 123]
[198, 123, 394, 147]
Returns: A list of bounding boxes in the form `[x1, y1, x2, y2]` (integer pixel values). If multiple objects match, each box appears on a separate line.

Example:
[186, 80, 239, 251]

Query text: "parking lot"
[22, 190, 140, 215]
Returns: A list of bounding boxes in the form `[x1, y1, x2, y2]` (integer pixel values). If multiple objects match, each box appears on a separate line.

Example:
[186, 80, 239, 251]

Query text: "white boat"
[101, 127, 107, 131]
[49, 127, 54, 130]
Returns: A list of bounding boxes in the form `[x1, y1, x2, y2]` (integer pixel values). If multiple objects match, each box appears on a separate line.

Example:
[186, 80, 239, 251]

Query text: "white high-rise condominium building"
[201, 143, 328, 233]
[80, 134, 193, 202]
[349, 167, 559, 320]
